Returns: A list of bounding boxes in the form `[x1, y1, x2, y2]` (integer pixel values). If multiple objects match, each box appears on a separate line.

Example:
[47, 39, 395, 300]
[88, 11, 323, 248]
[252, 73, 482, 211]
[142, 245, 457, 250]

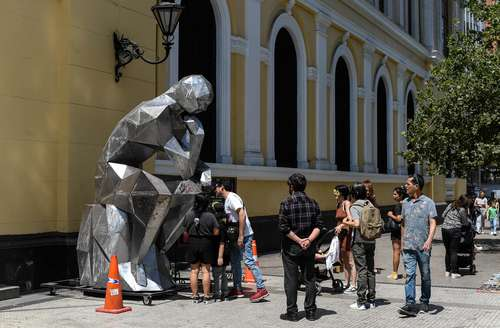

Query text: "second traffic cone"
[243, 240, 260, 283]
[96, 255, 132, 314]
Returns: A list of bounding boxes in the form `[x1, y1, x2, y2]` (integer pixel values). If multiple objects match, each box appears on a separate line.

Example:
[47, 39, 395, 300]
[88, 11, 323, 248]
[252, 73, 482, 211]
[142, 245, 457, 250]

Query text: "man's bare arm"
[423, 217, 437, 251]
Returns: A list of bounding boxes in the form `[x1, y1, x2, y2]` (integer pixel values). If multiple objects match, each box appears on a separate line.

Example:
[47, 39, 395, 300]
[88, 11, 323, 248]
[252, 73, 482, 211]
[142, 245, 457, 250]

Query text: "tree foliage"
[403, 0, 500, 178]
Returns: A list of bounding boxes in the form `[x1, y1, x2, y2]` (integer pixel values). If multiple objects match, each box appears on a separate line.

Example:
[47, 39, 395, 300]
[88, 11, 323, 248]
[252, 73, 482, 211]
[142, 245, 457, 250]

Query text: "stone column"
[313, 14, 330, 170]
[362, 44, 376, 173]
[413, 0, 421, 41]
[394, 0, 405, 28]
[168, 29, 179, 85]
[421, 0, 435, 52]
[435, 0, 444, 58]
[452, 0, 464, 33]
[243, 0, 264, 165]
[396, 64, 407, 175]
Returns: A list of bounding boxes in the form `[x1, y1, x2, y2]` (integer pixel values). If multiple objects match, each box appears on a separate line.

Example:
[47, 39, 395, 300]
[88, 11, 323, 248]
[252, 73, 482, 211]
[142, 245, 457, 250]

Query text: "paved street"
[1, 228, 499, 328]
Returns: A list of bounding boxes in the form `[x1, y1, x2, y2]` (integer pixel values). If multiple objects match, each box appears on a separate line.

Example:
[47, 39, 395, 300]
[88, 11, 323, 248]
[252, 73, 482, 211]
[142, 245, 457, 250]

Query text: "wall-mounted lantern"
[113, 0, 183, 82]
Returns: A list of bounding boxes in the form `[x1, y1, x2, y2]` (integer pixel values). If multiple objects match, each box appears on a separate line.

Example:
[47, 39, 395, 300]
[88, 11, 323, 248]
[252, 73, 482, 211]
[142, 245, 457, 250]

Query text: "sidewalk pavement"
[1, 229, 499, 328]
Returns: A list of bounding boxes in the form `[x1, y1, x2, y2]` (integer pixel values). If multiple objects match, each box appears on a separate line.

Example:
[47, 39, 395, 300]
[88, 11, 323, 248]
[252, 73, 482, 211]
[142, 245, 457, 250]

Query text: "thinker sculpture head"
[165, 75, 213, 114]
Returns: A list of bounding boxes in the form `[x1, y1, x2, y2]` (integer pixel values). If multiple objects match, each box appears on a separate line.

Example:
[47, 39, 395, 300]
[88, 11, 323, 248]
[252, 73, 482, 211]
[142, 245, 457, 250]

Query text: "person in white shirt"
[215, 182, 269, 303]
[474, 191, 488, 234]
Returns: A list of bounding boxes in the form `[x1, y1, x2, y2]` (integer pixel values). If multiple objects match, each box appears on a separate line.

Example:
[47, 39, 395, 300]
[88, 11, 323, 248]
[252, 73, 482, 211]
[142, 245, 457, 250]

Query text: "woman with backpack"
[441, 195, 469, 279]
[184, 194, 220, 303]
[333, 185, 357, 293]
[386, 186, 408, 280]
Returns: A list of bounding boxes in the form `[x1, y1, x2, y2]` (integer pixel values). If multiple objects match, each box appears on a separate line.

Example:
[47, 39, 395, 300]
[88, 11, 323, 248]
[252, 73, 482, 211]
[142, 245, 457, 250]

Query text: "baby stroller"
[457, 221, 476, 274]
[299, 229, 344, 295]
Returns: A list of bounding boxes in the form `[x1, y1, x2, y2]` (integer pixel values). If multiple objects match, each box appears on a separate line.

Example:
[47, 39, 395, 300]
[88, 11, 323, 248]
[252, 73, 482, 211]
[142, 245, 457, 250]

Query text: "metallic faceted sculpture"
[77, 75, 213, 291]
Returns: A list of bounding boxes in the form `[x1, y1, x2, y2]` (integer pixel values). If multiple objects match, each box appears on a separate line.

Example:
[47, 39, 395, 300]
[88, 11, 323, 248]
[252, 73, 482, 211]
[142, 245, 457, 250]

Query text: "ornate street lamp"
[113, 0, 183, 82]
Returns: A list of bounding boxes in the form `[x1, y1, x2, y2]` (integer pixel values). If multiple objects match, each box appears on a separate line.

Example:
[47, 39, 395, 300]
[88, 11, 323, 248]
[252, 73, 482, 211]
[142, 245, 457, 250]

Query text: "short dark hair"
[350, 183, 367, 200]
[408, 174, 425, 190]
[453, 194, 467, 209]
[194, 194, 209, 212]
[214, 180, 232, 192]
[288, 173, 307, 192]
[335, 185, 350, 199]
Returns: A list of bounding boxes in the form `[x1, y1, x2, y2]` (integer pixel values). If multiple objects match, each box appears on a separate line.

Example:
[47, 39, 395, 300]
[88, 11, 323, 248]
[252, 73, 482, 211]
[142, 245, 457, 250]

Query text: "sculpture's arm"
[163, 116, 204, 180]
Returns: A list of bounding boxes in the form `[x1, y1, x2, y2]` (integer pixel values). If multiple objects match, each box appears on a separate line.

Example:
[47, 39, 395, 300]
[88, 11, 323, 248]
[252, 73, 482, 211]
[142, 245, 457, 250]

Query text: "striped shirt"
[442, 204, 467, 230]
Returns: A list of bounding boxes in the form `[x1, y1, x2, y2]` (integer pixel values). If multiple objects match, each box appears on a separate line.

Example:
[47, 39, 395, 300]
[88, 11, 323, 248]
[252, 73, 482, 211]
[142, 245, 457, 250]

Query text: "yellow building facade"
[0, 0, 466, 287]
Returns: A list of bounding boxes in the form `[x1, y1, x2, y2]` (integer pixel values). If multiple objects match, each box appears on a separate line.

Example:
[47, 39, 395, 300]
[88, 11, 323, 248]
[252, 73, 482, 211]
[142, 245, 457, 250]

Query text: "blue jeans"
[490, 218, 497, 234]
[476, 210, 486, 233]
[230, 235, 265, 289]
[403, 249, 431, 305]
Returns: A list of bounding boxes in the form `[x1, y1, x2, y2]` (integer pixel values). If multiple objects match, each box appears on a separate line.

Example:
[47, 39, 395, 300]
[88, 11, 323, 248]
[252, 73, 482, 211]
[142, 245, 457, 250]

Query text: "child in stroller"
[299, 229, 344, 295]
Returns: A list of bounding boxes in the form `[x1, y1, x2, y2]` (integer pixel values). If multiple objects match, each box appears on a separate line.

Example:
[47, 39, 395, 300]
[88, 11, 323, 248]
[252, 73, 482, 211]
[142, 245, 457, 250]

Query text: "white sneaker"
[344, 286, 357, 294]
[368, 301, 376, 309]
[451, 273, 461, 279]
[445, 271, 450, 277]
[350, 302, 368, 310]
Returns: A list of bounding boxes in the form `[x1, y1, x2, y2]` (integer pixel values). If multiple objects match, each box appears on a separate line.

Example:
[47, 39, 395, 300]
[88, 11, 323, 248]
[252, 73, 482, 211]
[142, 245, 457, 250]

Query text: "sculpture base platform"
[41, 279, 179, 306]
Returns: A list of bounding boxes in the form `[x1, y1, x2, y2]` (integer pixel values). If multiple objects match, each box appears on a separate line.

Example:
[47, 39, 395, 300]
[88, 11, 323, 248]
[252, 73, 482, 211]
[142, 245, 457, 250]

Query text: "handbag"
[226, 222, 239, 245]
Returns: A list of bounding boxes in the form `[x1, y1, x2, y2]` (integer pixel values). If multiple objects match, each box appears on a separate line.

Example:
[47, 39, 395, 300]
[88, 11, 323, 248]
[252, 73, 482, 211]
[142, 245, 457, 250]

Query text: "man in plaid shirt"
[279, 173, 323, 322]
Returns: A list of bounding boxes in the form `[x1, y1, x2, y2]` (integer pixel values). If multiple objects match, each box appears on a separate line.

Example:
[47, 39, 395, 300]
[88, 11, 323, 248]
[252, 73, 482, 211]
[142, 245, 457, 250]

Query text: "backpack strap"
[351, 201, 369, 209]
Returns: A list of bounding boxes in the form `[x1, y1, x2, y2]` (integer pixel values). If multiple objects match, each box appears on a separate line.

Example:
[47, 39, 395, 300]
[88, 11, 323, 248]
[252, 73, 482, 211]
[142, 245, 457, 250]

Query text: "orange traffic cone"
[96, 255, 132, 314]
[243, 240, 260, 283]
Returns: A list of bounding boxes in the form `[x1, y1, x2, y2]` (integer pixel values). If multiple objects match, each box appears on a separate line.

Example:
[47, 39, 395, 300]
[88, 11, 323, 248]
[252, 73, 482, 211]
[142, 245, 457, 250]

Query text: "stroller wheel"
[332, 279, 344, 293]
[315, 281, 322, 296]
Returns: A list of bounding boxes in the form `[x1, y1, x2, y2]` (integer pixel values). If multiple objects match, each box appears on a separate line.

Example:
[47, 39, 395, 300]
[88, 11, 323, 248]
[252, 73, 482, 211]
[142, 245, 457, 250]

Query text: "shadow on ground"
[295, 308, 337, 320]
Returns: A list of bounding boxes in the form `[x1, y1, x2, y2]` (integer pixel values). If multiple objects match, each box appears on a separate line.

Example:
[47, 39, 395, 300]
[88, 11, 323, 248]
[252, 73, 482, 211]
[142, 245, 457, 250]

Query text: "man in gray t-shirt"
[398, 174, 437, 317]
[343, 183, 376, 310]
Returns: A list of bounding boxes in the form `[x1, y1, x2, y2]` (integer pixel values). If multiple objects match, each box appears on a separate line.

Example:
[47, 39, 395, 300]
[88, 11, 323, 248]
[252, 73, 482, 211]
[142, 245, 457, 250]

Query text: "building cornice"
[297, 0, 430, 79]
[231, 36, 248, 56]
[345, 0, 429, 56]
[155, 161, 427, 183]
[307, 66, 318, 81]
[260, 47, 270, 65]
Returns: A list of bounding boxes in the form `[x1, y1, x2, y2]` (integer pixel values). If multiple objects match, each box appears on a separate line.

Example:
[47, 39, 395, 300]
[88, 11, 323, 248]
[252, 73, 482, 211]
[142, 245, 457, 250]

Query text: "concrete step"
[0, 285, 20, 301]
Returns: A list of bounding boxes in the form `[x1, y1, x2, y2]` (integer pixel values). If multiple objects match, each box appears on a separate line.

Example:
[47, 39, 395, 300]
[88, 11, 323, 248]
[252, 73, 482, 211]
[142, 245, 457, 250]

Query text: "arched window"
[334, 57, 350, 171]
[266, 13, 307, 168]
[379, 0, 385, 13]
[407, 91, 416, 175]
[377, 79, 388, 174]
[178, 0, 217, 163]
[330, 42, 358, 172]
[274, 29, 297, 168]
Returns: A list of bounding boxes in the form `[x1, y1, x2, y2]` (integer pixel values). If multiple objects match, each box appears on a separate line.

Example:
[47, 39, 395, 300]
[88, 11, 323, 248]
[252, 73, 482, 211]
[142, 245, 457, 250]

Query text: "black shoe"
[202, 296, 213, 304]
[220, 294, 225, 302]
[280, 312, 299, 322]
[305, 310, 317, 321]
[419, 303, 430, 313]
[398, 304, 418, 317]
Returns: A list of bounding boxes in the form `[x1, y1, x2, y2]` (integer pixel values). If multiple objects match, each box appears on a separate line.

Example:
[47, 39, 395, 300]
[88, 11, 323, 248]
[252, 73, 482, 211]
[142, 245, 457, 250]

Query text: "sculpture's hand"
[163, 116, 205, 180]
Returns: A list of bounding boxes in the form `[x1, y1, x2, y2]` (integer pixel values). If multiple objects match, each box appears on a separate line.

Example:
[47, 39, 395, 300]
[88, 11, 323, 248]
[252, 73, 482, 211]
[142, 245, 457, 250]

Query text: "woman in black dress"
[386, 186, 407, 280]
